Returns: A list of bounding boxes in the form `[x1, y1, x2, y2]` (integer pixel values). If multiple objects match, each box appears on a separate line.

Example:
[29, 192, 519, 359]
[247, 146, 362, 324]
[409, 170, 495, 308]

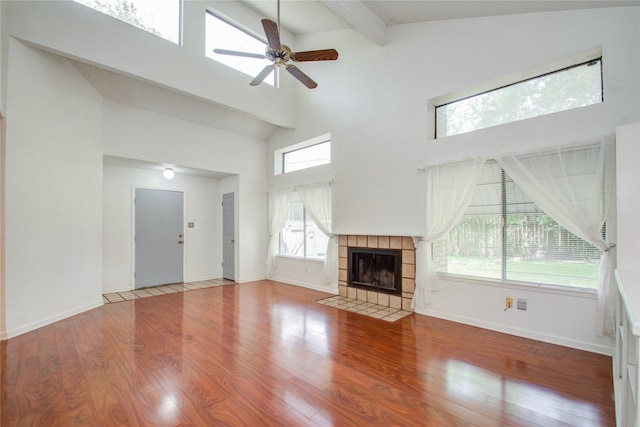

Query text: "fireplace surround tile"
[390, 295, 402, 309]
[339, 235, 415, 312]
[347, 287, 357, 299]
[389, 236, 402, 249]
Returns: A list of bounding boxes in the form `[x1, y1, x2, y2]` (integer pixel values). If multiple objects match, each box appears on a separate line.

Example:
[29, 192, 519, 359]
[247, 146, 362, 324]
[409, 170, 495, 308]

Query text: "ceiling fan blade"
[262, 19, 281, 50]
[213, 49, 265, 59]
[250, 64, 276, 86]
[291, 49, 339, 62]
[286, 65, 318, 89]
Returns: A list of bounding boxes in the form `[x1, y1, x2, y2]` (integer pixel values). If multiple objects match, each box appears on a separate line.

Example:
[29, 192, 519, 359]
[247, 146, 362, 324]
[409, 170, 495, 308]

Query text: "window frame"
[282, 140, 331, 174]
[274, 134, 331, 175]
[434, 160, 604, 293]
[74, 0, 183, 44]
[429, 47, 604, 139]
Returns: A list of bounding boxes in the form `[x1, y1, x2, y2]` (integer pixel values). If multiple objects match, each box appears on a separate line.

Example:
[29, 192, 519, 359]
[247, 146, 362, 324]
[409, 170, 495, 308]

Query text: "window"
[275, 135, 331, 175]
[434, 160, 602, 289]
[283, 140, 331, 174]
[74, 0, 181, 44]
[435, 58, 603, 138]
[205, 10, 275, 86]
[279, 193, 329, 260]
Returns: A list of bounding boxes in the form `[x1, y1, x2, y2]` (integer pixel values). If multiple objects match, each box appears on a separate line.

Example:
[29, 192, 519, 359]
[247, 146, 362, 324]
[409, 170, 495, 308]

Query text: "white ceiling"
[241, 0, 640, 44]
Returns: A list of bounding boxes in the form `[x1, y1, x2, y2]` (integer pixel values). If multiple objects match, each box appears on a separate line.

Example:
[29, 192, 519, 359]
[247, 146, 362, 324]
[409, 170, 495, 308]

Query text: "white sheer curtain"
[413, 158, 487, 309]
[266, 189, 290, 277]
[497, 136, 616, 335]
[297, 182, 337, 284]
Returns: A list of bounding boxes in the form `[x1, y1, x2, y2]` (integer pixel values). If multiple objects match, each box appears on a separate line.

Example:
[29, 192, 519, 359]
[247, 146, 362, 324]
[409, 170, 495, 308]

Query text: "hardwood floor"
[1, 280, 614, 426]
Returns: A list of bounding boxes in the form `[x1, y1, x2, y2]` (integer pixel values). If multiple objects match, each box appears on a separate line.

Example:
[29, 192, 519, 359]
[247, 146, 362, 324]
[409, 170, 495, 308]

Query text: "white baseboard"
[419, 308, 614, 356]
[237, 274, 267, 283]
[2, 299, 104, 340]
[102, 284, 132, 293]
[184, 274, 223, 283]
[269, 276, 338, 294]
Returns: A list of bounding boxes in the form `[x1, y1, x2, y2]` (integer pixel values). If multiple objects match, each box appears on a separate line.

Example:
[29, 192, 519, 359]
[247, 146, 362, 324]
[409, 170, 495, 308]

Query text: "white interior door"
[222, 192, 235, 281]
[135, 188, 184, 288]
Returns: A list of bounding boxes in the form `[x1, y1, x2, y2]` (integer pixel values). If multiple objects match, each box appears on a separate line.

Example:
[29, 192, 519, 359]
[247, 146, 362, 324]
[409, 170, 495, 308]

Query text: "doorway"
[134, 188, 184, 288]
[222, 192, 235, 281]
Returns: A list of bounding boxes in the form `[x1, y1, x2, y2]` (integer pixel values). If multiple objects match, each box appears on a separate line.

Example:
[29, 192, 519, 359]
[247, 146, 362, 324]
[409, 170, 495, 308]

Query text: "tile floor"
[316, 295, 413, 322]
[103, 278, 234, 304]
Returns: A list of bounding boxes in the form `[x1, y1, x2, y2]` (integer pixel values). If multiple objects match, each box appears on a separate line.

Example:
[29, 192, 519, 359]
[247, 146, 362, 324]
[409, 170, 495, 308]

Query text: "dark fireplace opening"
[348, 247, 402, 296]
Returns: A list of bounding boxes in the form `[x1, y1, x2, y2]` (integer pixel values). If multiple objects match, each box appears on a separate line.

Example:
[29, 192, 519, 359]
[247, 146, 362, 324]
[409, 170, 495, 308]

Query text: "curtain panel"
[266, 189, 290, 277]
[266, 182, 336, 285]
[497, 135, 616, 335]
[413, 158, 487, 309]
[296, 183, 338, 284]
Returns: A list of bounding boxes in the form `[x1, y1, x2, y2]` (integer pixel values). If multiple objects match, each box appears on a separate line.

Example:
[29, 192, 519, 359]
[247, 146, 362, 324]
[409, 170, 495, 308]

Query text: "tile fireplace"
[338, 235, 415, 311]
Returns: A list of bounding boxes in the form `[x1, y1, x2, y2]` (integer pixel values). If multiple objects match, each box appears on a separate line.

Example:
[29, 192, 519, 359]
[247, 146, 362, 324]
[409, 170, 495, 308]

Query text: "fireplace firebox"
[348, 247, 402, 296]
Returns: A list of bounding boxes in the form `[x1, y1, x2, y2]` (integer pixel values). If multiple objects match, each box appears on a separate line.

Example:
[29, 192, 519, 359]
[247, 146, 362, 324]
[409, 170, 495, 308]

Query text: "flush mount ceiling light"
[163, 168, 175, 180]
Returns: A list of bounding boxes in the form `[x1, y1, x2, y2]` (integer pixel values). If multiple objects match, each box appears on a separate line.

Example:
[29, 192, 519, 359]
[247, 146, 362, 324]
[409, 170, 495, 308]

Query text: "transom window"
[205, 10, 275, 86]
[283, 140, 331, 174]
[435, 58, 603, 138]
[279, 193, 328, 260]
[74, 0, 181, 44]
[434, 160, 602, 289]
[275, 134, 331, 175]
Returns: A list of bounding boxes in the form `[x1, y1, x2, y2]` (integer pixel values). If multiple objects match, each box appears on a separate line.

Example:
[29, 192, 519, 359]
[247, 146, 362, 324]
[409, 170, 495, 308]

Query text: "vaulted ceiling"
[241, 0, 640, 45]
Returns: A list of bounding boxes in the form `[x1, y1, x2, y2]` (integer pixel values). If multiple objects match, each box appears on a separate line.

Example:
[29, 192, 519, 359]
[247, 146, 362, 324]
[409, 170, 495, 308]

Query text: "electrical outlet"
[505, 297, 513, 309]
[517, 298, 527, 310]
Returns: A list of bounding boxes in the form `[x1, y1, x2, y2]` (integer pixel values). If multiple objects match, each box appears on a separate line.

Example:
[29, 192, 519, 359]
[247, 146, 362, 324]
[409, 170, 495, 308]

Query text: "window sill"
[276, 255, 325, 264]
[435, 272, 598, 299]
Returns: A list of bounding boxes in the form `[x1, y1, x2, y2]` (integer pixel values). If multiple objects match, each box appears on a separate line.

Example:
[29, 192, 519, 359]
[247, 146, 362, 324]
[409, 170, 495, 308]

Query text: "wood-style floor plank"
[1, 280, 614, 426]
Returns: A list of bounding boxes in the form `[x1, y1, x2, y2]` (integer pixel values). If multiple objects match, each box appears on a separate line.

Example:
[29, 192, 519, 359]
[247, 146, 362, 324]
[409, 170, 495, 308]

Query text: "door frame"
[131, 186, 187, 290]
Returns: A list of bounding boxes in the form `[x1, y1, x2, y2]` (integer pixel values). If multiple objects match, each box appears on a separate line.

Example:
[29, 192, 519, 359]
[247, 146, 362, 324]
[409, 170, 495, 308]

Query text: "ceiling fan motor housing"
[266, 45, 292, 65]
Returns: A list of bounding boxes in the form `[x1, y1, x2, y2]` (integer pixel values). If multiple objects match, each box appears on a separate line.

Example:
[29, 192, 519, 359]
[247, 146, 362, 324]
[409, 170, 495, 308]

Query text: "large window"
[433, 160, 602, 289]
[279, 193, 329, 260]
[435, 58, 603, 138]
[74, 0, 181, 44]
[205, 10, 275, 86]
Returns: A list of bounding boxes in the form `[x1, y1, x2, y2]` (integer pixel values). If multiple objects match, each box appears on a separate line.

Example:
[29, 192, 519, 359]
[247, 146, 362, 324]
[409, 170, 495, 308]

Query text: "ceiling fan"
[213, 0, 338, 89]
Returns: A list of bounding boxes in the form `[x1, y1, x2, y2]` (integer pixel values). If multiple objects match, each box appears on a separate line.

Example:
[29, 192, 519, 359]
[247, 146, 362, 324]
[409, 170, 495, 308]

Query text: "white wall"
[1, 0, 274, 337]
[3, 39, 103, 338]
[270, 256, 329, 292]
[616, 123, 640, 272]
[102, 101, 268, 283]
[5, 0, 295, 128]
[267, 7, 640, 353]
[103, 164, 224, 292]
